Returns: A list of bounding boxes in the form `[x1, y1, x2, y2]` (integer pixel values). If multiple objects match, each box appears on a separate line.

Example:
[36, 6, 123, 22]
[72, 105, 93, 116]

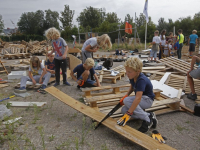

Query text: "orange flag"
[125, 22, 132, 34]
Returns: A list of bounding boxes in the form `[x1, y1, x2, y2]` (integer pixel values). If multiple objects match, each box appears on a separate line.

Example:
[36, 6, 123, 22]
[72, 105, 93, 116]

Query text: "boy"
[187, 55, 200, 100]
[45, 52, 55, 76]
[150, 30, 161, 62]
[188, 30, 198, 58]
[177, 29, 184, 59]
[70, 58, 101, 88]
[117, 57, 157, 133]
[45, 27, 70, 86]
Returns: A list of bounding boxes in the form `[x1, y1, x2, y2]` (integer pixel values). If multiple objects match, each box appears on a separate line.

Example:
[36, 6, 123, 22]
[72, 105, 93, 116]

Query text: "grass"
[176, 124, 188, 132]
[48, 134, 55, 142]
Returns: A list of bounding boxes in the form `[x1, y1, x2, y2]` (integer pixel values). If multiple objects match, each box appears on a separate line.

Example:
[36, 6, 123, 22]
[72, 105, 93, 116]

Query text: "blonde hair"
[124, 57, 143, 72]
[154, 30, 159, 35]
[97, 34, 112, 49]
[192, 30, 197, 34]
[84, 58, 95, 67]
[30, 56, 41, 71]
[45, 27, 60, 40]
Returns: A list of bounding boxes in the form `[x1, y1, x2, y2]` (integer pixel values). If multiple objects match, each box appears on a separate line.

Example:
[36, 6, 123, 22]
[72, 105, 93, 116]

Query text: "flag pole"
[145, 21, 147, 49]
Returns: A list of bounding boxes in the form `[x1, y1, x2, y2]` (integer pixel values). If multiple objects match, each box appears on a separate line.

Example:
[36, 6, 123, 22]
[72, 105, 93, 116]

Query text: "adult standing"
[81, 34, 112, 64]
[159, 29, 166, 59]
[177, 29, 184, 59]
[188, 30, 198, 58]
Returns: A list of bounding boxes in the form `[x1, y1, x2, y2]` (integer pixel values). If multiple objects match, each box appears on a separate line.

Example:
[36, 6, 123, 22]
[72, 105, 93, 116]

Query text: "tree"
[124, 14, 133, 24]
[135, 13, 146, 30]
[156, 17, 168, 32]
[43, 9, 59, 30]
[17, 10, 44, 35]
[77, 6, 102, 29]
[60, 5, 75, 29]
[105, 12, 120, 23]
[0, 15, 4, 33]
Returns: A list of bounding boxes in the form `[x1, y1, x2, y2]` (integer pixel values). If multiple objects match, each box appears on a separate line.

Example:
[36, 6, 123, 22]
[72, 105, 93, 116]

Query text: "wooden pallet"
[157, 57, 197, 74]
[3, 53, 30, 59]
[143, 70, 200, 96]
[0, 57, 8, 75]
[45, 86, 175, 150]
[82, 84, 181, 119]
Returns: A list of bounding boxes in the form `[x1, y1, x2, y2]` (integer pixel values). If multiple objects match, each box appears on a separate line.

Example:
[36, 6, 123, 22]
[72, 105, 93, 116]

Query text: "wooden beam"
[9, 101, 47, 107]
[45, 87, 175, 150]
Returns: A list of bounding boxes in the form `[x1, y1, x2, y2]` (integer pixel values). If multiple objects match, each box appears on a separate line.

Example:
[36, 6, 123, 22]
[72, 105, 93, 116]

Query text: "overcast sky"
[1, 0, 200, 29]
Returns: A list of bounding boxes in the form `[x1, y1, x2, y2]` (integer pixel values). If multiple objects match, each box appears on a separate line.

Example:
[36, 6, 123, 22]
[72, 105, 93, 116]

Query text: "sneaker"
[53, 82, 60, 87]
[187, 93, 197, 100]
[41, 84, 47, 89]
[149, 112, 158, 128]
[138, 114, 153, 133]
[63, 81, 71, 86]
[14, 87, 27, 93]
[77, 85, 80, 89]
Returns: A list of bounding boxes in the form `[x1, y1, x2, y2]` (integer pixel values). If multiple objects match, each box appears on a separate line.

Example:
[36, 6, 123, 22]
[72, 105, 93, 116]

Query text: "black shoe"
[149, 112, 158, 128]
[77, 85, 80, 89]
[138, 120, 153, 133]
[187, 93, 197, 100]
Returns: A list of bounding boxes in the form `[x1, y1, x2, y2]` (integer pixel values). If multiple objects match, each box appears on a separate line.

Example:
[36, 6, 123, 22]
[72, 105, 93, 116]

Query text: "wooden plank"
[9, 101, 47, 107]
[45, 87, 175, 150]
[0, 84, 8, 88]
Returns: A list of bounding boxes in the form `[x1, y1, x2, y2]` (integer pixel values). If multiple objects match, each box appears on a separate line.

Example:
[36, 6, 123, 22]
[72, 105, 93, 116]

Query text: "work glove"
[77, 79, 84, 86]
[119, 95, 128, 106]
[117, 111, 133, 126]
[152, 130, 166, 143]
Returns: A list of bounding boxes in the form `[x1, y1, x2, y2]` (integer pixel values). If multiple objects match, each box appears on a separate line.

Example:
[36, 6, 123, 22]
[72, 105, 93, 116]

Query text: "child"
[70, 58, 101, 88]
[150, 30, 161, 62]
[45, 27, 70, 86]
[15, 56, 51, 93]
[163, 40, 173, 57]
[188, 30, 198, 58]
[117, 57, 157, 133]
[177, 29, 184, 59]
[82, 34, 112, 63]
[159, 29, 166, 59]
[45, 52, 55, 76]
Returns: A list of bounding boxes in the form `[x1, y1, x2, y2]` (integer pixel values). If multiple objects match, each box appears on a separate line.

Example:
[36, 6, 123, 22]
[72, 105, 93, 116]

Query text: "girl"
[15, 56, 51, 93]
[159, 29, 166, 59]
[117, 57, 157, 133]
[45, 27, 70, 86]
[82, 34, 112, 63]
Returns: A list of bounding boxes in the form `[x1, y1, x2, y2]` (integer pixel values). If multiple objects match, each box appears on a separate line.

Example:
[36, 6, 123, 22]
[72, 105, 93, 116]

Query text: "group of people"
[14, 27, 199, 134]
[150, 29, 186, 61]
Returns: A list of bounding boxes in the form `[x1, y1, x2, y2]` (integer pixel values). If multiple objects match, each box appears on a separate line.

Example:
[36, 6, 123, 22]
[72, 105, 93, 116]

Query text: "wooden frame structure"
[0, 57, 8, 75]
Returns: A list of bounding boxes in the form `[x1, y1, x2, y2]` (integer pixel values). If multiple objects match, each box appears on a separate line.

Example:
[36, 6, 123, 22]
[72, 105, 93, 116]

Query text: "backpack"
[103, 58, 113, 70]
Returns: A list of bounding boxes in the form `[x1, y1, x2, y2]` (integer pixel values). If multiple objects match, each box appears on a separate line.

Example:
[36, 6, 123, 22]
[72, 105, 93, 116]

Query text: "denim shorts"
[189, 68, 200, 79]
[78, 76, 95, 85]
[150, 50, 157, 58]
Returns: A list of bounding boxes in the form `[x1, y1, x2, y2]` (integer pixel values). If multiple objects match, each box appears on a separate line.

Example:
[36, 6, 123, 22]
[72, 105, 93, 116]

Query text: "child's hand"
[32, 79, 36, 85]
[51, 70, 55, 74]
[39, 78, 43, 84]
[62, 55, 66, 59]
[93, 48, 98, 52]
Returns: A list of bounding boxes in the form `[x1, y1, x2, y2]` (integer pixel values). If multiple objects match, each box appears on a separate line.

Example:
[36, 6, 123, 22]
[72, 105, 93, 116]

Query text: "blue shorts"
[150, 50, 157, 58]
[78, 76, 95, 85]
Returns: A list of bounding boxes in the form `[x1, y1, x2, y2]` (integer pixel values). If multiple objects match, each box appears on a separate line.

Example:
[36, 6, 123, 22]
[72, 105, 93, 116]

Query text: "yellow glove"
[119, 95, 128, 106]
[117, 111, 133, 126]
[152, 130, 166, 143]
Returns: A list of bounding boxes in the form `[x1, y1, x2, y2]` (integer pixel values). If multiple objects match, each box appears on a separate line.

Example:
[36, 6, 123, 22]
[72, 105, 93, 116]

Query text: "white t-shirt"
[160, 35, 166, 46]
[29, 63, 44, 76]
[152, 36, 161, 44]
[82, 37, 98, 53]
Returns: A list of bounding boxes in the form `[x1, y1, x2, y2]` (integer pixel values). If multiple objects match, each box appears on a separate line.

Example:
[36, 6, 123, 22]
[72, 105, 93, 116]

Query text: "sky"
[0, 0, 200, 29]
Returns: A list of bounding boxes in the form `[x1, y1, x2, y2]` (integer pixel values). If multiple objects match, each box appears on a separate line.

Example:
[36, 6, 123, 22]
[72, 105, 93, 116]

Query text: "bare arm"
[128, 91, 143, 113]
[28, 71, 35, 82]
[70, 71, 78, 82]
[40, 68, 47, 79]
[94, 74, 101, 86]
[126, 85, 134, 96]
[62, 46, 68, 59]
[85, 45, 98, 52]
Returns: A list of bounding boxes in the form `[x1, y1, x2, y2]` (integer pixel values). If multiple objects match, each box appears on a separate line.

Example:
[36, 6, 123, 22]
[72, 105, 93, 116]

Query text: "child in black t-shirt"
[45, 53, 55, 77]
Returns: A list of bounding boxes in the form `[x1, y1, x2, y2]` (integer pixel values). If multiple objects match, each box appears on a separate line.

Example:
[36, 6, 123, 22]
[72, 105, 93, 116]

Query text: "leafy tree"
[43, 9, 59, 30]
[77, 6, 102, 29]
[105, 12, 120, 23]
[17, 10, 44, 35]
[0, 15, 4, 33]
[60, 5, 75, 29]
[124, 14, 133, 24]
